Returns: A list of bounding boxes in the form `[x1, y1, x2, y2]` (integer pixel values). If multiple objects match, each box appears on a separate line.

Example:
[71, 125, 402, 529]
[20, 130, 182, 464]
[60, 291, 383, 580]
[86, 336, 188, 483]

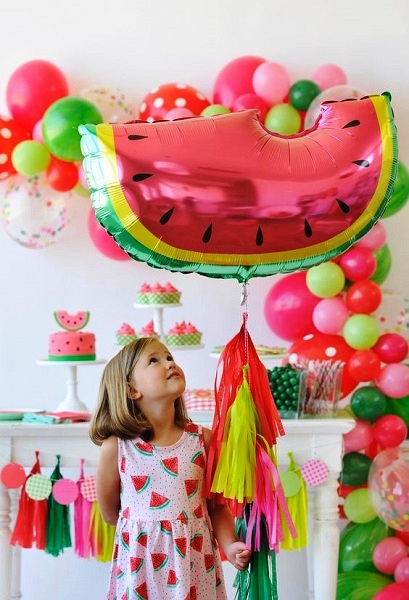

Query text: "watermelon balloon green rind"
[79, 93, 398, 282]
[53, 310, 90, 331]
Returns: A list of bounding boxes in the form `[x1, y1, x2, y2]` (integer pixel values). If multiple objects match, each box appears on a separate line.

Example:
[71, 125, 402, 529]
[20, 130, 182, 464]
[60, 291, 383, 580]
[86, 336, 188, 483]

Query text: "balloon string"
[241, 283, 249, 365]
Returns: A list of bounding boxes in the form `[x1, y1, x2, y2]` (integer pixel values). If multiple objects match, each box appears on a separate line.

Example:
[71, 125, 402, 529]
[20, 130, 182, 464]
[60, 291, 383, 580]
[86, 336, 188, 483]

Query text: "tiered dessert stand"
[36, 358, 107, 413]
[134, 302, 204, 351]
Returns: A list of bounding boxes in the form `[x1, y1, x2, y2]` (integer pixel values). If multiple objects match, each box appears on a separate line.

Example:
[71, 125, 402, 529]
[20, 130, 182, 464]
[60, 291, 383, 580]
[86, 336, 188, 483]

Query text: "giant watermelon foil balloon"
[79, 93, 397, 282]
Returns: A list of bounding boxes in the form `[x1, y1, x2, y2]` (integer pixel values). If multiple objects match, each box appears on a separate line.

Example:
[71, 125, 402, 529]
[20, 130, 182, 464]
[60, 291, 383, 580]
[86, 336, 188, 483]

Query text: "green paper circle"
[25, 473, 52, 500]
[280, 470, 302, 497]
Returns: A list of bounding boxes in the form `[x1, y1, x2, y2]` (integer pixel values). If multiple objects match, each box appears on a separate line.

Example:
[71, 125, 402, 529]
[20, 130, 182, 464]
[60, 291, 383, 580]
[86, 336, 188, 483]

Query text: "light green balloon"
[11, 140, 51, 176]
[344, 488, 377, 524]
[306, 261, 346, 298]
[264, 103, 301, 134]
[200, 104, 230, 117]
[343, 314, 380, 349]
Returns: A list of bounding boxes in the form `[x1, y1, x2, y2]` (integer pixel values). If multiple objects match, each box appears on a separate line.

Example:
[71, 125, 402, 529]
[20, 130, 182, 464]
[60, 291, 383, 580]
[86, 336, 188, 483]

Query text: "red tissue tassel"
[10, 451, 48, 550]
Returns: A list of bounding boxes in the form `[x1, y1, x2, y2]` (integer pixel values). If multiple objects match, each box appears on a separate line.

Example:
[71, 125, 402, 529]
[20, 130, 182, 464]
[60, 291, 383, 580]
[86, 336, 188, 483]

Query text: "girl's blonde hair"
[89, 337, 189, 445]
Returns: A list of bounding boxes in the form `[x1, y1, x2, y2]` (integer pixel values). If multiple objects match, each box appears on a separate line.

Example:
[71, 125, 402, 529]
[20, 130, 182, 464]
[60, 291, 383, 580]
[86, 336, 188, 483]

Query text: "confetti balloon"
[0, 174, 69, 248]
[80, 86, 136, 123]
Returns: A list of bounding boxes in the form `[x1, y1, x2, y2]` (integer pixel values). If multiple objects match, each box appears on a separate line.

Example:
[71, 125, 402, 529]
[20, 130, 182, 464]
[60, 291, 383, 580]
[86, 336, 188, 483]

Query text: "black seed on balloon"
[304, 219, 312, 237]
[256, 227, 263, 246]
[132, 173, 153, 181]
[202, 225, 212, 243]
[128, 135, 148, 140]
[337, 199, 350, 213]
[342, 120, 360, 129]
[352, 160, 370, 167]
[159, 208, 174, 225]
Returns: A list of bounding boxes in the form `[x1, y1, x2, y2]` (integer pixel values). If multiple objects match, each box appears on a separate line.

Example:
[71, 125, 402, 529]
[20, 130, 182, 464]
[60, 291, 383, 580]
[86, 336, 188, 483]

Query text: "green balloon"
[350, 386, 387, 421]
[382, 160, 409, 218]
[264, 103, 301, 135]
[337, 571, 392, 599]
[385, 395, 409, 434]
[340, 452, 372, 487]
[42, 96, 103, 162]
[371, 243, 392, 286]
[289, 79, 321, 112]
[338, 518, 392, 574]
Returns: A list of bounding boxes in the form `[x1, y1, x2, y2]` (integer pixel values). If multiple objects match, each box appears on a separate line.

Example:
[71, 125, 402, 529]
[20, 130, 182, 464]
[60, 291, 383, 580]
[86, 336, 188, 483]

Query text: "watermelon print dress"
[107, 422, 227, 600]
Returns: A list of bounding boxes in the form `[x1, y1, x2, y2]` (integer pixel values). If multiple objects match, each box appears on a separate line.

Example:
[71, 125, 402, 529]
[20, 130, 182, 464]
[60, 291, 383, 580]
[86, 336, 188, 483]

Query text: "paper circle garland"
[25, 473, 52, 500]
[301, 459, 329, 486]
[52, 477, 79, 505]
[80, 474, 97, 502]
[280, 470, 302, 497]
[0, 462, 26, 489]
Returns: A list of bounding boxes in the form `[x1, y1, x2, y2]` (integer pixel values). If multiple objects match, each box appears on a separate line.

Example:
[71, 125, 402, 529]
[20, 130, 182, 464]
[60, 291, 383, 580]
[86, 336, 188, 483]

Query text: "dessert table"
[0, 418, 354, 600]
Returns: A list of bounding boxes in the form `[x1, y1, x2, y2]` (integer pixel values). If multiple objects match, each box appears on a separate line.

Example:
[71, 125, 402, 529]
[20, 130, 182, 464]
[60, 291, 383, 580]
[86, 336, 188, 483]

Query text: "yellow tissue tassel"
[211, 365, 259, 504]
[89, 501, 116, 562]
[280, 452, 308, 551]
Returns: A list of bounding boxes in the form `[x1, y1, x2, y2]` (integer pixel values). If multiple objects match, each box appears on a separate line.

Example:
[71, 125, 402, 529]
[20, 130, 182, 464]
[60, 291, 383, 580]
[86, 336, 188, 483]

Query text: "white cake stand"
[36, 358, 107, 413]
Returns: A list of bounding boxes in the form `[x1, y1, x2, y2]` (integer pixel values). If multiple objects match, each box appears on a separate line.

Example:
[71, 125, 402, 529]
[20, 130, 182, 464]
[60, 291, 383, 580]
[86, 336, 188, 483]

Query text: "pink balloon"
[264, 272, 320, 341]
[213, 55, 266, 109]
[339, 247, 377, 281]
[6, 59, 69, 132]
[77, 164, 89, 190]
[343, 420, 374, 452]
[376, 363, 409, 398]
[373, 537, 408, 574]
[355, 221, 387, 251]
[232, 93, 269, 121]
[374, 582, 409, 599]
[165, 107, 194, 120]
[32, 119, 43, 143]
[395, 557, 409, 583]
[312, 296, 348, 334]
[87, 209, 131, 261]
[252, 62, 291, 104]
[373, 333, 408, 364]
[311, 64, 347, 90]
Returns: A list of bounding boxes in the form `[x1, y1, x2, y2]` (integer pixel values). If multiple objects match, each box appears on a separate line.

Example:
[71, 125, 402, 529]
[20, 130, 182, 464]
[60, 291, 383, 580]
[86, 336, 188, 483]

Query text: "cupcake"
[165, 321, 202, 346]
[116, 323, 137, 346]
[136, 282, 181, 305]
[139, 320, 159, 339]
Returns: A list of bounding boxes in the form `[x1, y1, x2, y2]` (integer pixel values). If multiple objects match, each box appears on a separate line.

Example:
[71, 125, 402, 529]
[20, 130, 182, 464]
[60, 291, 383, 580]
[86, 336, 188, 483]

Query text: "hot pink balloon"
[374, 582, 409, 600]
[376, 363, 409, 398]
[312, 296, 348, 334]
[87, 209, 131, 261]
[395, 557, 409, 583]
[373, 333, 408, 364]
[264, 271, 320, 341]
[372, 414, 408, 449]
[355, 221, 387, 251]
[165, 107, 194, 120]
[252, 62, 291, 104]
[311, 64, 347, 90]
[213, 55, 266, 109]
[343, 420, 374, 452]
[232, 93, 269, 121]
[339, 246, 377, 281]
[373, 537, 408, 574]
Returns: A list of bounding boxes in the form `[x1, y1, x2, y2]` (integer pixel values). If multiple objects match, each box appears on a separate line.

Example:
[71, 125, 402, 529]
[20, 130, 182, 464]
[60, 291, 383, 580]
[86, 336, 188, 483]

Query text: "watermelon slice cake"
[48, 310, 95, 361]
[79, 94, 397, 282]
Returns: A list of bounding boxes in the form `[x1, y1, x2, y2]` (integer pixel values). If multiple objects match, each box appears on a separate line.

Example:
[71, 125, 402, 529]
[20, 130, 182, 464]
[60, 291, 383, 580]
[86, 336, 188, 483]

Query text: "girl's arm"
[96, 435, 121, 526]
[203, 427, 252, 571]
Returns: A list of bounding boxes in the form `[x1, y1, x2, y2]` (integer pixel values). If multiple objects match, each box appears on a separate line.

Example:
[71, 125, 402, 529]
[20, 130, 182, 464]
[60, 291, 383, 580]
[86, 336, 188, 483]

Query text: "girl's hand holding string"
[225, 541, 252, 571]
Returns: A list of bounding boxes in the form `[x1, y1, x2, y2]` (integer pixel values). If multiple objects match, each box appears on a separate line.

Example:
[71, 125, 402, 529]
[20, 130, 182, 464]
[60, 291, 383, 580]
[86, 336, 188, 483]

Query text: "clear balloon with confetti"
[0, 174, 70, 248]
[79, 86, 136, 123]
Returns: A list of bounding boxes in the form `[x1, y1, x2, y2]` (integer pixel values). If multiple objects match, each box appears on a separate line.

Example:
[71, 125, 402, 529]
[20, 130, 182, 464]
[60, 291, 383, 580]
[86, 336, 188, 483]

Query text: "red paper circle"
[0, 462, 26, 489]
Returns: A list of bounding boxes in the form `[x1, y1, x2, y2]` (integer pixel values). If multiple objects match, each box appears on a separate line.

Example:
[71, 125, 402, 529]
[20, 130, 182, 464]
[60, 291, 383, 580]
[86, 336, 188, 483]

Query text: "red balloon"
[373, 333, 409, 364]
[213, 55, 266, 109]
[287, 332, 359, 397]
[374, 582, 409, 600]
[339, 247, 377, 281]
[338, 482, 368, 499]
[346, 280, 383, 314]
[348, 349, 382, 382]
[87, 209, 131, 261]
[264, 271, 320, 342]
[46, 157, 79, 192]
[232, 93, 269, 121]
[372, 414, 408, 449]
[139, 82, 210, 121]
[0, 115, 30, 179]
[396, 530, 409, 545]
[6, 60, 69, 132]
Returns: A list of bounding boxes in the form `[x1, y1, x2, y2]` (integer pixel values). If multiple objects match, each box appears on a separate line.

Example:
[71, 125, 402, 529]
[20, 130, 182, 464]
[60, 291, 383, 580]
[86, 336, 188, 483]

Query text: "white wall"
[0, 0, 408, 598]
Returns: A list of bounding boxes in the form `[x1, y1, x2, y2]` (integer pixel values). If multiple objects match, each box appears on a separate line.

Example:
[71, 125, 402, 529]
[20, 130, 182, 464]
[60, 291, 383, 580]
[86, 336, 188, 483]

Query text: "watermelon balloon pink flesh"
[79, 93, 397, 282]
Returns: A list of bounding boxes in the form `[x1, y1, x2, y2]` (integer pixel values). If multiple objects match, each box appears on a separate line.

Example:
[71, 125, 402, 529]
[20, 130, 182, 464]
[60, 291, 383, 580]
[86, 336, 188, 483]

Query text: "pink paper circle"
[80, 474, 97, 502]
[52, 478, 79, 505]
[25, 473, 52, 500]
[0, 462, 26, 489]
[301, 459, 329, 486]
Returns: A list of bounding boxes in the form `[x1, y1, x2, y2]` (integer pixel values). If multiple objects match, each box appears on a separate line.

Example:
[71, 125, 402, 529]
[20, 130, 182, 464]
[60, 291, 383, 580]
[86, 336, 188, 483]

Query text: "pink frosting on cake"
[48, 331, 96, 360]
[168, 321, 199, 334]
[117, 323, 136, 335]
[139, 320, 158, 337]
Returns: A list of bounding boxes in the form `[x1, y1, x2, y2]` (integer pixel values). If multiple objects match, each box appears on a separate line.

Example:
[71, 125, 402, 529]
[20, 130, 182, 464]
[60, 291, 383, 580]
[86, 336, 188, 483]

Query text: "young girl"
[90, 337, 251, 599]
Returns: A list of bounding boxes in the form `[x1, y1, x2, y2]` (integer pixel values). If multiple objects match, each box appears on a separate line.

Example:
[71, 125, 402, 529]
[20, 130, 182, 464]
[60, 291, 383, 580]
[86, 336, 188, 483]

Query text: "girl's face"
[129, 340, 186, 402]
